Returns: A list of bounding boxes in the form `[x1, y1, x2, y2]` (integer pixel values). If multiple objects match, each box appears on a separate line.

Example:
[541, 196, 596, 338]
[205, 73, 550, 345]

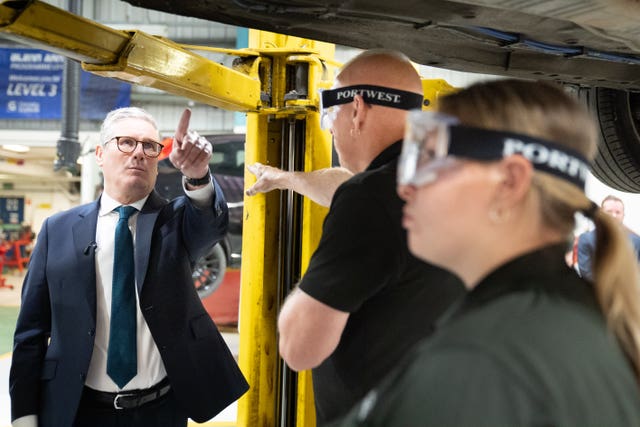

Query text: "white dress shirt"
[84, 192, 167, 392]
[85, 183, 214, 392]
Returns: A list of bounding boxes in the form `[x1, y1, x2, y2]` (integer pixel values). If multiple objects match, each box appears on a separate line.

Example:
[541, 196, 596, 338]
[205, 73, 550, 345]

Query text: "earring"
[350, 128, 361, 138]
[488, 206, 511, 224]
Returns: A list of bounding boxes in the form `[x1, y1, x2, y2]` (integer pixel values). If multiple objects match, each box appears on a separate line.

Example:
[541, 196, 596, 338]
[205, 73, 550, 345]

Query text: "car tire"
[193, 242, 227, 299]
[581, 87, 640, 192]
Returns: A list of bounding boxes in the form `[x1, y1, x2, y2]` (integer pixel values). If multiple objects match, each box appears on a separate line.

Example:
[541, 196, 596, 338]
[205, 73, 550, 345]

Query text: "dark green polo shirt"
[335, 244, 640, 427]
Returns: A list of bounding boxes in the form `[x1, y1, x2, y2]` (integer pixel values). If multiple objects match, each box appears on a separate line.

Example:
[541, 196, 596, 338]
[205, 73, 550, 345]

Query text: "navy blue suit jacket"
[10, 183, 248, 426]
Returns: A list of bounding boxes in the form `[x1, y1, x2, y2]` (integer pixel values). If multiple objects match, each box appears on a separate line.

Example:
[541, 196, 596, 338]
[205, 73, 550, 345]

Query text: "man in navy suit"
[9, 107, 248, 427]
[577, 194, 640, 281]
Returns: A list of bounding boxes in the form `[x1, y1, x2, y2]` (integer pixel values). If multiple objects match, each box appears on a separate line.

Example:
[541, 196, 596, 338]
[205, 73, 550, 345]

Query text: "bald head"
[329, 49, 423, 173]
[337, 50, 422, 94]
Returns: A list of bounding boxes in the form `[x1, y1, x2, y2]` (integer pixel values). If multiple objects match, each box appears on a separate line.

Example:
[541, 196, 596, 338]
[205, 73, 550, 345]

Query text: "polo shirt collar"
[366, 140, 402, 171]
[438, 243, 596, 326]
[468, 243, 571, 303]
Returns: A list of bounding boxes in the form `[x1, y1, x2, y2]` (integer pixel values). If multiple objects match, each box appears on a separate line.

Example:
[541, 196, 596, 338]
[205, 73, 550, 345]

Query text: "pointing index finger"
[174, 108, 192, 147]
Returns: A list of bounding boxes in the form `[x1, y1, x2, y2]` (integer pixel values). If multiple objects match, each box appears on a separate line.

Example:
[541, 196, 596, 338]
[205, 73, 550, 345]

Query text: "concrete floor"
[0, 270, 25, 307]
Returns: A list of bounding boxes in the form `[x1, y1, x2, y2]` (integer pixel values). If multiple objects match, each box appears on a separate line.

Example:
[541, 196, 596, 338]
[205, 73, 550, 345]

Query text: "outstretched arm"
[246, 163, 353, 207]
[278, 288, 349, 371]
[169, 108, 212, 190]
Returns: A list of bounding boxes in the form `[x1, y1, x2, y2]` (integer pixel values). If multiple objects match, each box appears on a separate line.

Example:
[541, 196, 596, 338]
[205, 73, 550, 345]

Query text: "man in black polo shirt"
[255, 49, 465, 425]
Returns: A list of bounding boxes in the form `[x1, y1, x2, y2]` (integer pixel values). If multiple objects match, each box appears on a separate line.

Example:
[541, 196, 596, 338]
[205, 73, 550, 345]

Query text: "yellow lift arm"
[0, 2, 457, 426]
[0, 0, 263, 111]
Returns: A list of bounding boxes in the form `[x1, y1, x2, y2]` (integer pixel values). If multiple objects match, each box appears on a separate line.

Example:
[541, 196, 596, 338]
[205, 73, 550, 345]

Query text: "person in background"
[10, 107, 248, 427]
[564, 234, 581, 273]
[577, 194, 640, 280]
[19, 224, 35, 243]
[18, 223, 36, 259]
[334, 79, 640, 426]
[261, 49, 464, 425]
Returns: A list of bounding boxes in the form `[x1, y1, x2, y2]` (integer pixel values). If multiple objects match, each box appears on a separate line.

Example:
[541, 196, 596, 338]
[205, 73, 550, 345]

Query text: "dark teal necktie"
[107, 205, 138, 388]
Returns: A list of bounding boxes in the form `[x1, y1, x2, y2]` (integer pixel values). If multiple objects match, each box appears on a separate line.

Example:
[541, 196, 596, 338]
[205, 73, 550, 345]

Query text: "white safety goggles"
[320, 103, 342, 130]
[398, 110, 591, 189]
[319, 84, 424, 130]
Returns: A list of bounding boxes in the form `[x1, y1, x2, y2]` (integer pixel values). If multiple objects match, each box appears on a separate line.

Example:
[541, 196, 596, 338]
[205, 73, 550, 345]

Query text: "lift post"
[237, 31, 334, 427]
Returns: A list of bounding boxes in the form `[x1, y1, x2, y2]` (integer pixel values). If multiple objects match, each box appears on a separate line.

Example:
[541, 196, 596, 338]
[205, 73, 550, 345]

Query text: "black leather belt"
[82, 377, 171, 410]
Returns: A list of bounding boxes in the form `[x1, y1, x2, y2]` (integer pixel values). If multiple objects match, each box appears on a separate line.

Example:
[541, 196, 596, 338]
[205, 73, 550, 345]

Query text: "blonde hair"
[438, 78, 640, 380]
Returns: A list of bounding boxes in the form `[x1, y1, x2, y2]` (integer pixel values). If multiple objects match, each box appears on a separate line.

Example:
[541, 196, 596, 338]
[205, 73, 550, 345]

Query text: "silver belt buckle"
[113, 392, 136, 410]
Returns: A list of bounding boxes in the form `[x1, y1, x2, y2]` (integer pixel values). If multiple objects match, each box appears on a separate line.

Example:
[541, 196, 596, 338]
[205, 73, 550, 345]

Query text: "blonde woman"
[334, 79, 640, 426]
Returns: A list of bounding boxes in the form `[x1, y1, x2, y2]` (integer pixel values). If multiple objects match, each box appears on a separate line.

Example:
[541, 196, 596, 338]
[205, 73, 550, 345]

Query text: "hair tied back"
[582, 201, 599, 219]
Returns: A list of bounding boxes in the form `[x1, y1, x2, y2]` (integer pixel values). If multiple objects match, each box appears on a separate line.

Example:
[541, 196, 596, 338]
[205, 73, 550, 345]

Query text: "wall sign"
[0, 47, 131, 119]
[0, 197, 24, 225]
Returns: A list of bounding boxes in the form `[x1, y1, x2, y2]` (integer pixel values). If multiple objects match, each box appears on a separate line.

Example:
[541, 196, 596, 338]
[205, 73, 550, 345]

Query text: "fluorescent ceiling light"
[2, 144, 30, 153]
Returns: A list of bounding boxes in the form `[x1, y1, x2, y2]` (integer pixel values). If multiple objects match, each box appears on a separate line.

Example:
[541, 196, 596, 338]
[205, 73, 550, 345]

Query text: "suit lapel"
[72, 201, 100, 323]
[135, 191, 164, 293]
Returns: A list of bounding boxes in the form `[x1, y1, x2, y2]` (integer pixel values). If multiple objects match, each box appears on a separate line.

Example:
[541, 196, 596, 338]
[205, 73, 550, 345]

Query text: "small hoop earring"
[350, 128, 360, 138]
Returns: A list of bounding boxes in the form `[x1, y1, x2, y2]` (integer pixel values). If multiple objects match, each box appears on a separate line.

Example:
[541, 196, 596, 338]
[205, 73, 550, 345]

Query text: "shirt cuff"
[12, 415, 37, 427]
[182, 176, 214, 208]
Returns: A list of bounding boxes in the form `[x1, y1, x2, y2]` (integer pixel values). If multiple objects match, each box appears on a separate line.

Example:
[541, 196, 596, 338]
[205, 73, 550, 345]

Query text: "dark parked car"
[155, 133, 245, 298]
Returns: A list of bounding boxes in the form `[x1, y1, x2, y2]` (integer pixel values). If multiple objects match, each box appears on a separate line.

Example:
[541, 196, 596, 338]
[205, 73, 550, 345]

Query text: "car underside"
[125, 0, 640, 191]
[125, 0, 639, 89]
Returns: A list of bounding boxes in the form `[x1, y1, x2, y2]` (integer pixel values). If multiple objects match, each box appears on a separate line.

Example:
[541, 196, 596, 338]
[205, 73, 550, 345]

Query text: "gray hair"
[100, 107, 160, 144]
[601, 194, 624, 209]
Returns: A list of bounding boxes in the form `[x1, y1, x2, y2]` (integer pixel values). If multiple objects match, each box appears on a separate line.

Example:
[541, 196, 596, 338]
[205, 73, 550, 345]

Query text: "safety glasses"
[398, 110, 591, 189]
[320, 104, 342, 130]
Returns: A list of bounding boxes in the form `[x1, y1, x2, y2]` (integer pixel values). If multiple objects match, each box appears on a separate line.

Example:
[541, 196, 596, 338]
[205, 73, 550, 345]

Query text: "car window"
[207, 138, 245, 177]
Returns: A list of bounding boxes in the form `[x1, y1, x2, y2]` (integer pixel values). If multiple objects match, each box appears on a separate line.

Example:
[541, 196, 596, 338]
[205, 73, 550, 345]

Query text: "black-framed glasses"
[106, 136, 164, 158]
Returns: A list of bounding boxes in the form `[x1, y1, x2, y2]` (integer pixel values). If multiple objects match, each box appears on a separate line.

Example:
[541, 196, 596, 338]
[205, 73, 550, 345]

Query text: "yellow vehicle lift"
[0, 1, 456, 425]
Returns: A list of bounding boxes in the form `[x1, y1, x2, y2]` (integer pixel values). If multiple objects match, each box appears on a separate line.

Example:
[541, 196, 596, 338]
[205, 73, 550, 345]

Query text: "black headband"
[321, 85, 424, 110]
[448, 125, 591, 189]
